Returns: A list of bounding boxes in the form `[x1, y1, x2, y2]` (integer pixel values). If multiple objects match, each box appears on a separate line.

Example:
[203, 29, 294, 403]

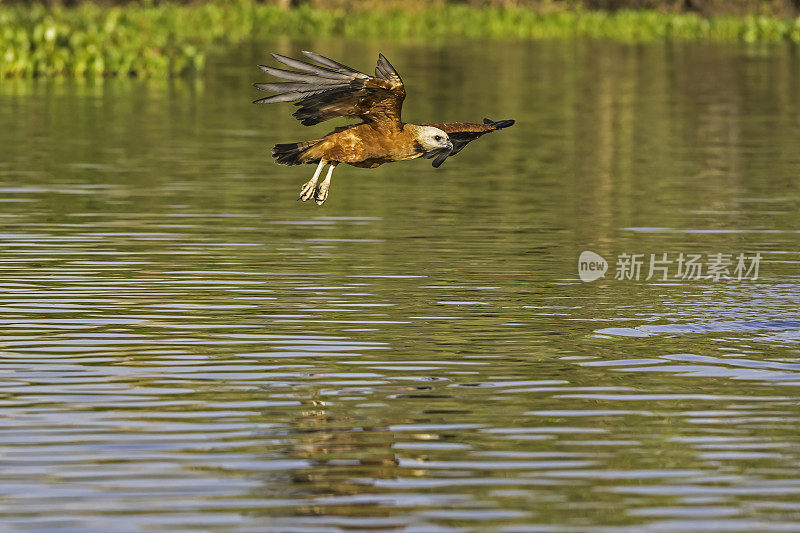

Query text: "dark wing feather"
[300, 51, 363, 74]
[421, 118, 515, 168]
[375, 53, 403, 84]
[254, 51, 405, 128]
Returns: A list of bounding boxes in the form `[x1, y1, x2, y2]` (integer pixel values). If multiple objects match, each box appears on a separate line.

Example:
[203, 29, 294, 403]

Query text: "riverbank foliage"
[2, 1, 800, 77]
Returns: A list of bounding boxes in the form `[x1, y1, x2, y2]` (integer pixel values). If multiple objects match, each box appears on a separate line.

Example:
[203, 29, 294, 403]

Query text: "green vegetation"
[3, 1, 800, 77]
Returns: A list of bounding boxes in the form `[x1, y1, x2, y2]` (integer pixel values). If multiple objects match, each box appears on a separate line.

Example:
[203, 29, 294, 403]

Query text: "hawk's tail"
[271, 139, 322, 166]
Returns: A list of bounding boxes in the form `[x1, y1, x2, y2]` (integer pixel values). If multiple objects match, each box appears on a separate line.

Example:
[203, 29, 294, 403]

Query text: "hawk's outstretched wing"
[421, 119, 515, 168]
[254, 51, 405, 130]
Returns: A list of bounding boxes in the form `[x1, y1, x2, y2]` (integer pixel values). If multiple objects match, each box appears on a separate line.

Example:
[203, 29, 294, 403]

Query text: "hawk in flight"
[254, 51, 515, 205]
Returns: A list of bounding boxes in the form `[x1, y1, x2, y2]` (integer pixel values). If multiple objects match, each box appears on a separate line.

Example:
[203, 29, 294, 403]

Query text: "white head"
[415, 126, 453, 153]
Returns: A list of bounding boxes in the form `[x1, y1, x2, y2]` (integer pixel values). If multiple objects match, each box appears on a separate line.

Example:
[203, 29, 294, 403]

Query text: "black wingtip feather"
[432, 153, 449, 168]
[375, 53, 401, 83]
[483, 118, 515, 129]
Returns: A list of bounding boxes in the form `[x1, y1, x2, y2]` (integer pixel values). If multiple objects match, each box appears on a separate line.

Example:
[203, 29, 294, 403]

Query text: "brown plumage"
[254, 51, 515, 205]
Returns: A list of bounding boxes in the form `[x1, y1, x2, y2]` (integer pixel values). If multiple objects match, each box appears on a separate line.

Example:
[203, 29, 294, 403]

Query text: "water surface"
[1, 39, 800, 532]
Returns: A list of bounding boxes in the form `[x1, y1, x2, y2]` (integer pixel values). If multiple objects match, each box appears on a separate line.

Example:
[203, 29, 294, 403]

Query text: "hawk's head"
[415, 126, 453, 154]
[415, 126, 453, 167]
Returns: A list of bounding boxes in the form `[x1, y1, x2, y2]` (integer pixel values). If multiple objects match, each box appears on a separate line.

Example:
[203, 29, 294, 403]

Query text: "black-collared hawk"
[254, 51, 515, 205]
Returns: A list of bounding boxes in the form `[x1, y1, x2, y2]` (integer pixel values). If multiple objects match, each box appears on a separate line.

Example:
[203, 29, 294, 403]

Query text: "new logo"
[578, 251, 607, 282]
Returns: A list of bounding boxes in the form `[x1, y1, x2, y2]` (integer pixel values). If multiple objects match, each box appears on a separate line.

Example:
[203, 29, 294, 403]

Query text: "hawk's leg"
[299, 160, 326, 202]
[315, 162, 337, 206]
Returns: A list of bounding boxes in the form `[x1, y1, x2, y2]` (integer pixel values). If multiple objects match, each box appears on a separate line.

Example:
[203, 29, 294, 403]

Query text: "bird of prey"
[253, 51, 515, 205]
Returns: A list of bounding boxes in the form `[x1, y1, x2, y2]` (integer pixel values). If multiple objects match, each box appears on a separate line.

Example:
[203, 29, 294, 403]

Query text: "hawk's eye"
[434, 135, 442, 141]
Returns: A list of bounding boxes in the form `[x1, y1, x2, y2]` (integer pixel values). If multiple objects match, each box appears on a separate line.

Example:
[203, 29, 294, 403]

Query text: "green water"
[2, 39, 800, 531]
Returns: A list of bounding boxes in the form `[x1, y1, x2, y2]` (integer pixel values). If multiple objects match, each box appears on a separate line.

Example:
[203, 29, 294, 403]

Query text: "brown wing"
[254, 51, 405, 130]
[421, 119, 515, 167]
